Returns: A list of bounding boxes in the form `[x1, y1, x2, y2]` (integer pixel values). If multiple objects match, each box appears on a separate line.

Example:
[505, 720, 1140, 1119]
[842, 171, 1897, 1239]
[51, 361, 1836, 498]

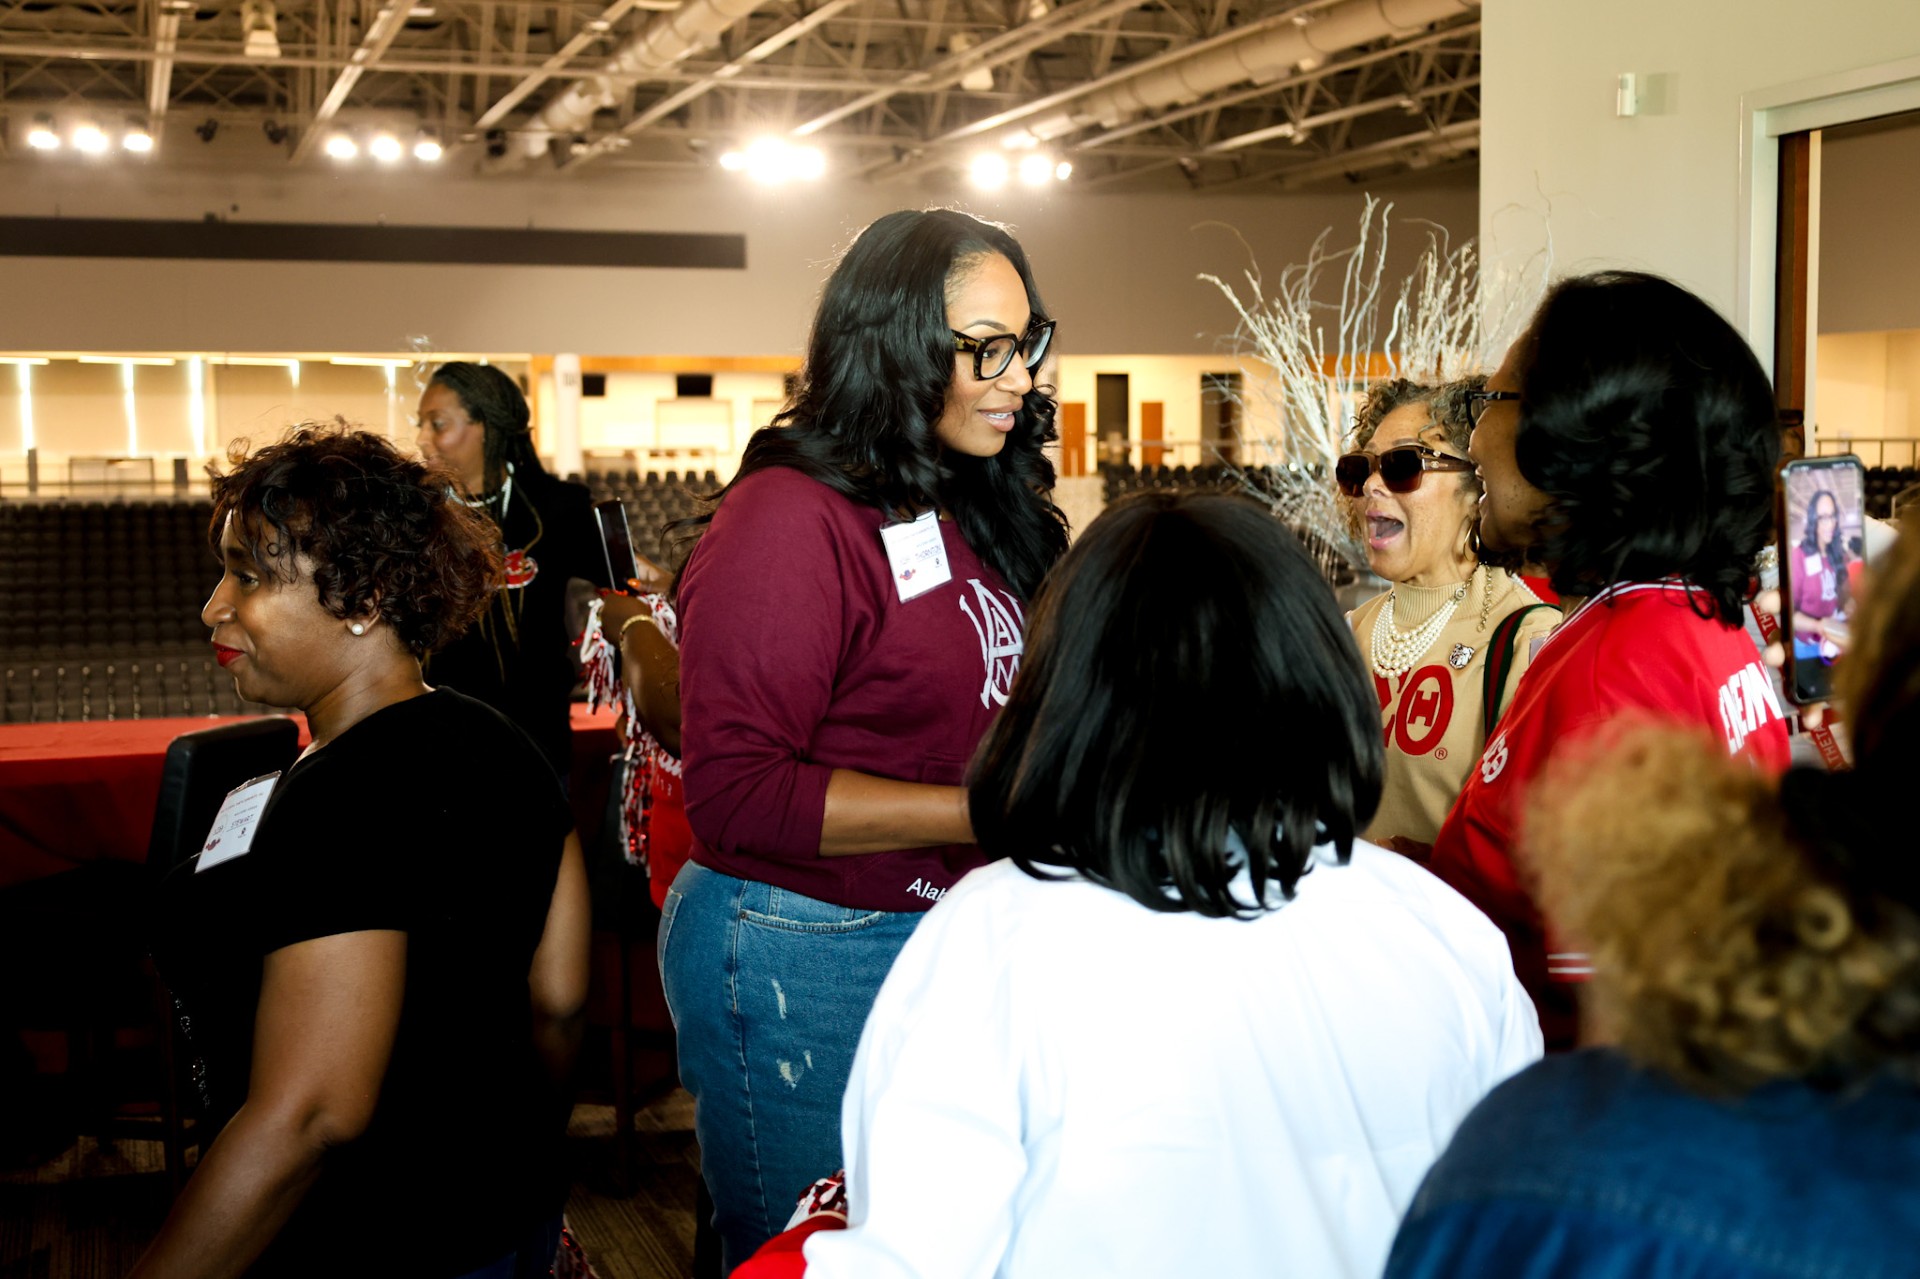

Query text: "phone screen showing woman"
[1780, 456, 1866, 704]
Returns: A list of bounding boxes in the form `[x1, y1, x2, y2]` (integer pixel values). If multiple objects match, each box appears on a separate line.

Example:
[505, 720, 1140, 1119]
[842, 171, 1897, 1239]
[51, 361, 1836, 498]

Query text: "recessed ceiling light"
[72, 121, 111, 155]
[969, 151, 1010, 190]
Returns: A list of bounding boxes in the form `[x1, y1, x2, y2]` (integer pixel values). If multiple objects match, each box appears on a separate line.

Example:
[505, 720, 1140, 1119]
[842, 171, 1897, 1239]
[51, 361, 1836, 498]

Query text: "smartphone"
[1777, 455, 1866, 704]
[594, 499, 640, 591]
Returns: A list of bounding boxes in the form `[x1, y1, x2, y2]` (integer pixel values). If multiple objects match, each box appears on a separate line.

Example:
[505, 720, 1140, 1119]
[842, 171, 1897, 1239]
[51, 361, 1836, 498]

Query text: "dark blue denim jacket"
[1386, 1049, 1920, 1279]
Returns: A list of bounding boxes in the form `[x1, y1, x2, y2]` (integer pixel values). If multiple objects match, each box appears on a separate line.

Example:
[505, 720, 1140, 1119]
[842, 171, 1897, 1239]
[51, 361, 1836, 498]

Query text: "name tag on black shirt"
[196, 771, 282, 872]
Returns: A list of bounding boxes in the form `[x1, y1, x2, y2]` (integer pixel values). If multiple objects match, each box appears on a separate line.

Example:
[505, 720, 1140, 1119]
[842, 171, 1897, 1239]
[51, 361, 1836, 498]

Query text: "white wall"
[0, 162, 1474, 359]
[1478, 0, 1920, 329]
[532, 368, 788, 474]
[1816, 329, 1920, 462]
[1054, 355, 1288, 471]
[0, 357, 469, 487]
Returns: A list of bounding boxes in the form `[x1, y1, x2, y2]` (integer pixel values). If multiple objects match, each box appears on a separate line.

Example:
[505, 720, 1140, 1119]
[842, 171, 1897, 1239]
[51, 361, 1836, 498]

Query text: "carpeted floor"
[0, 1095, 702, 1279]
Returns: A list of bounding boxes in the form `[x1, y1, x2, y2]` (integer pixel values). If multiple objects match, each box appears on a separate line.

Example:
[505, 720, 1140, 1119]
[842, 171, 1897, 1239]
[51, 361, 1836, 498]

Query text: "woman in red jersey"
[1430, 271, 1791, 1051]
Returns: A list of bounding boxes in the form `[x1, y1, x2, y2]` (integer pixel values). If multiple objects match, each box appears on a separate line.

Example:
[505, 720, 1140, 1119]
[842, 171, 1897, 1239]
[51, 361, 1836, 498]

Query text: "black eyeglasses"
[1335, 445, 1473, 498]
[952, 319, 1056, 380]
[1465, 389, 1521, 429]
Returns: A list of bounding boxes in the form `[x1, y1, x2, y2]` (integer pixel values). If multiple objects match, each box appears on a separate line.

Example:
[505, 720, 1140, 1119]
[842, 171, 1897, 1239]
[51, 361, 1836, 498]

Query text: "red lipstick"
[213, 644, 243, 668]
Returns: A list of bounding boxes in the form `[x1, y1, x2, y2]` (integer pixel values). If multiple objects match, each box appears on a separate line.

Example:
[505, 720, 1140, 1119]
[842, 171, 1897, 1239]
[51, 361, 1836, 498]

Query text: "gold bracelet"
[616, 611, 651, 645]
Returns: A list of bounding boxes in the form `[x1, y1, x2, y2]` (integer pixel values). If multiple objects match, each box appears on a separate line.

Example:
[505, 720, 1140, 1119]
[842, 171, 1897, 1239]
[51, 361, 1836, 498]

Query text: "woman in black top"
[417, 362, 609, 780]
[142, 426, 590, 1279]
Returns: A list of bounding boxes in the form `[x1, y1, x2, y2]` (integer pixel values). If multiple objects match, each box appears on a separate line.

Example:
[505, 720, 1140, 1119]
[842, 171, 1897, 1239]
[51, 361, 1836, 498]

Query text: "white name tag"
[879, 509, 951, 603]
[195, 771, 282, 872]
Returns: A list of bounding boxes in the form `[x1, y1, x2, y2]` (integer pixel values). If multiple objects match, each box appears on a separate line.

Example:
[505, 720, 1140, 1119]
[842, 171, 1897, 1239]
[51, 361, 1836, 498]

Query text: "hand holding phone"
[594, 499, 641, 592]
[1776, 455, 1866, 705]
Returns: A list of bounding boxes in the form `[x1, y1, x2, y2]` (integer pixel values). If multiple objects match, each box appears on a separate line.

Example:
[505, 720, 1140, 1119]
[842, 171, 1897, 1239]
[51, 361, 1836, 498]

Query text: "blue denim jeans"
[659, 861, 923, 1274]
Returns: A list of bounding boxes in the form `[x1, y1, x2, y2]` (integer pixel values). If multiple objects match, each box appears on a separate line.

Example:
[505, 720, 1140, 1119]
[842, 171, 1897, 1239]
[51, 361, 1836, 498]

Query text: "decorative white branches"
[1199, 196, 1548, 579]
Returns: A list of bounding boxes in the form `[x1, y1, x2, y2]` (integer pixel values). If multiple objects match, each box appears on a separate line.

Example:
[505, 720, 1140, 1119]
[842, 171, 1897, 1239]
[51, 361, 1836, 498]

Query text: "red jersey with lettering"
[1429, 582, 1791, 1050]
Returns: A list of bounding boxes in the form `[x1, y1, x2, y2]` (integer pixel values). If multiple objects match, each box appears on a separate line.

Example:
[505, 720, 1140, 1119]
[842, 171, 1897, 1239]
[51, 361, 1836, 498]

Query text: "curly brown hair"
[1522, 524, 1920, 1091]
[209, 422, 503, 657]
[1348, 374, 1485, 464]
[1340, 376, 1487, 553]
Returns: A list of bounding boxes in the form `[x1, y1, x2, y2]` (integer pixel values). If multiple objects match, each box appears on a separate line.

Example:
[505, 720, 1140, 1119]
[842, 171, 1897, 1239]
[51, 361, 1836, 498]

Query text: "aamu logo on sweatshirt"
[960, 579, 1026, 708]
[905, 878, 948, 902]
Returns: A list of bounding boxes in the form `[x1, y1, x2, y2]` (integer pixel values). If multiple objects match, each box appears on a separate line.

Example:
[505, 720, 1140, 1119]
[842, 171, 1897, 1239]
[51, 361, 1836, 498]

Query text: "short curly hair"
[1525, 728, 1920, 1093]
[1349, 375, 1484, 465]
[209, 423, 503, 657]
[1511, 271, 1780, 625]
[1341, 376, 1487, 553]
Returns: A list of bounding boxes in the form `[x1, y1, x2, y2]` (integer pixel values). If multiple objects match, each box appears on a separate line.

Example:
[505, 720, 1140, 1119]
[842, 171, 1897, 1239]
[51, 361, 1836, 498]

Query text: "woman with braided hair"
[417, 362, 609, 781]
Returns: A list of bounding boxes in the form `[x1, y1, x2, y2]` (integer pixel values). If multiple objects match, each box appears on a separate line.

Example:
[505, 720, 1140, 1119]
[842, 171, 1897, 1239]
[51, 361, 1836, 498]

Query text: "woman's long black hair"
[1510, 271, 1780, 625]
[970, 491, 1384, 918]
[427, 361, 546, 496]
[1801, 489, 1848, 575]
[673, 208, 1069, 599]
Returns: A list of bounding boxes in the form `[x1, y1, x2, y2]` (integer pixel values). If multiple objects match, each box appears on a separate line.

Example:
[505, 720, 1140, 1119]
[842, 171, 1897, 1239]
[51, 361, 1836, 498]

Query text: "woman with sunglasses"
[1338, 378, 1559, 850]
[661, 208, 1069, 1270]
[1428, 271, 1791, 1053]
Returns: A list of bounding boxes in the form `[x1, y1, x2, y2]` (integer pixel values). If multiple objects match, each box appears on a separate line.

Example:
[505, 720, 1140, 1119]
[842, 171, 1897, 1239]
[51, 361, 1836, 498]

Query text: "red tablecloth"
[0, 704, 619, 890]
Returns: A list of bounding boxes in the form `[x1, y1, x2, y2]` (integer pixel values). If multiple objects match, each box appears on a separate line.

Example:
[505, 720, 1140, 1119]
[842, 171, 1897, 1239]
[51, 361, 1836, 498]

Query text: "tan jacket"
[1350, 569, 1560, 846]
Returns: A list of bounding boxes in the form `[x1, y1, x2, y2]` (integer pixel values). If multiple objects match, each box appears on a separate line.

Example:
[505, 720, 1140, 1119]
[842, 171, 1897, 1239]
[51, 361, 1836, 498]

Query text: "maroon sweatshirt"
[677, 466, 1027, 912]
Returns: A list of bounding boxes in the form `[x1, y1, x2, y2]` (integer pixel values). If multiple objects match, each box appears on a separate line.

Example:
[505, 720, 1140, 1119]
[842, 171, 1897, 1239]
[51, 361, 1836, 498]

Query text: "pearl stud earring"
[350, 622, 366, 636]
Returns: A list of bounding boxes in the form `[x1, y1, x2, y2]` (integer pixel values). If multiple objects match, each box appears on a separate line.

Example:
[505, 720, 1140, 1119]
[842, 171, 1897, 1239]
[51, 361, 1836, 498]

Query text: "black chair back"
[145, 716, 301, 873]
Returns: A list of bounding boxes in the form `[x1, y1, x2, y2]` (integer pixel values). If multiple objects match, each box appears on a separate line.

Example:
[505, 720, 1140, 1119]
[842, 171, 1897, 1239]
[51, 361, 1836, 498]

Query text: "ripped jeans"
[659, 860, 923, 1274]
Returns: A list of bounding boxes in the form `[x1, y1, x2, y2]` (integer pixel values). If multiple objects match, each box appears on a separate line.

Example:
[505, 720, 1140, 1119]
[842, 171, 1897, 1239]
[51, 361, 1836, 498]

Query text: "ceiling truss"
[0, 0, 1479, 191]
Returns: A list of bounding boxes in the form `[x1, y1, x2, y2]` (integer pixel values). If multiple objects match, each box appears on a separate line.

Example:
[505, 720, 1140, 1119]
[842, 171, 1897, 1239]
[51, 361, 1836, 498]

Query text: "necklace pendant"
[1448, 643, 1474, 669]
[503, 548, 539, 589]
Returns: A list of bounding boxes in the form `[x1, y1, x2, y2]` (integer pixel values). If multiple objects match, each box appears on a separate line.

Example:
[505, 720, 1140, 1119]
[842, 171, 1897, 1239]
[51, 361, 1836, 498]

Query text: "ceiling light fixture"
[1054, 159, 1073, 181]
[262, 119, 289, 145]
[717, 137, 826, 183]
[241, 0, 282, 58]
[27, 114, 61, 151]
[72, 121, 111, 155]
[195, 117, 219, 143]
[369, 132, 404, 163]
[324, 130, 359, 161]
[122, 120, 155, 153]
[412, 128, 443, 162]
[968, 151, 1010, 190]
[948, 33, 994, 93]
[1017, 152, 1053, 187]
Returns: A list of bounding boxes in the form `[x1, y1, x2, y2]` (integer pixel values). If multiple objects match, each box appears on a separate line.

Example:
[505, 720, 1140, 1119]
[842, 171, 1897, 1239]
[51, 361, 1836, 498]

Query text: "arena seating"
[0, 474, 717, 725]
[1866, 465, 1918, 520]
[1100, 462, 1358, 586]
[0, 498, 279, 724]
[571, 469, 717, 563]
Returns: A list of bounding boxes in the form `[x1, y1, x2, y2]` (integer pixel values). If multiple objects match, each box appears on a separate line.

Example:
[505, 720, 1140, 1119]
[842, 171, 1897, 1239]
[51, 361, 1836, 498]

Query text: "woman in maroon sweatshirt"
[662, 208, 1070, 1270]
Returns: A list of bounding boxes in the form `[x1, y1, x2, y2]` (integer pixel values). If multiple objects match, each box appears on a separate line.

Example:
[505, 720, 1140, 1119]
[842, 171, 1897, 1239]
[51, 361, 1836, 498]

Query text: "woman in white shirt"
[795, 491, 1543, 1279]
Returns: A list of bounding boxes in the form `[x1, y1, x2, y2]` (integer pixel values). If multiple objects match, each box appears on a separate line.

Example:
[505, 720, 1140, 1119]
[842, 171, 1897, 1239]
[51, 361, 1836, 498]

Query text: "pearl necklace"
[1371, 571, 1474, 679]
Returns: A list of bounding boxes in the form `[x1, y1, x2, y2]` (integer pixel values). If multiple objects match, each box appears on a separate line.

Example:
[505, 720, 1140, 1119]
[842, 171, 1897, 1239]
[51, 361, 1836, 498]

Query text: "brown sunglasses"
[1335, 445, 1473, 498]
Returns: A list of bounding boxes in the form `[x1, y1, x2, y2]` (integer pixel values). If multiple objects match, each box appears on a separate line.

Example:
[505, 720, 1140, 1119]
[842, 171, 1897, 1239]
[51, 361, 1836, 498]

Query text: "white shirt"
[804, 843, 1542, 1279]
